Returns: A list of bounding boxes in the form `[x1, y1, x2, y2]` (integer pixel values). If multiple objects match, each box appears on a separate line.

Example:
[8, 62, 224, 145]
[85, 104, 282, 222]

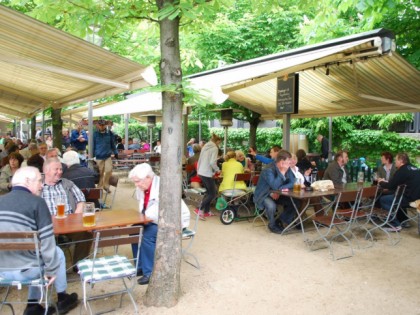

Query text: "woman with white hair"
[129, 163, 190, 285]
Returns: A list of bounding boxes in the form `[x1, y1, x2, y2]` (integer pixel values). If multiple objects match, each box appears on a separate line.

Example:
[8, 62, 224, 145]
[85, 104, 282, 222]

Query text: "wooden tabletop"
[275, 182, 372, 200]
[53, 209, 151, 235]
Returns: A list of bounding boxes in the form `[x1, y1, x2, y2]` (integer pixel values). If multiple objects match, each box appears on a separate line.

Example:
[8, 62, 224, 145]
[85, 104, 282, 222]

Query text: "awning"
[92, 92, 162, 117]
[0, 5, 157, 119]
[188, 29, 420, 119]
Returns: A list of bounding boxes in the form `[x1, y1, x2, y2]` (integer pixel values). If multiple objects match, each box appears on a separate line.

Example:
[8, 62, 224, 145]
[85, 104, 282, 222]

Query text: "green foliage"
[300, 0, 420, 68]
[209, 127, 282, 152]
[187, 121, 210, 141]
[340, 130, 420, 167]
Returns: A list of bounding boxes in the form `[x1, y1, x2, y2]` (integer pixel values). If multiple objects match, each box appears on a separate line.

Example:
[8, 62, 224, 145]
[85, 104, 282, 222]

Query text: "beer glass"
[83, 202, 96, 227]
[293, 178, 301, 192]
[55, 196, 66, 219]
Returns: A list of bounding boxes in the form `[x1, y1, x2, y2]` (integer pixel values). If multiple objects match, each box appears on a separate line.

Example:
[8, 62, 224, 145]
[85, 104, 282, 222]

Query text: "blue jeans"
[131, 223, 157, 277]
[380, 194, 409, 227]
[262, 196, 298, 228]
[0, 247, 67, 300]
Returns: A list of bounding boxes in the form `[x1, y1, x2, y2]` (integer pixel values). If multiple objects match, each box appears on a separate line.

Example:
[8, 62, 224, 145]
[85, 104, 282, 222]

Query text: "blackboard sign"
[276, 73, 299, 114]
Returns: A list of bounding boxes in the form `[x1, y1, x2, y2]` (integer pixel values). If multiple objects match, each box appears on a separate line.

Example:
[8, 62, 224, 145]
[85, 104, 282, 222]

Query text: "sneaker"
[204, 211, 216, 217]
[384, 225, 402, 232]
[194, 208, 206, 220]
[57, 293, 78, 314]
[401, 222, 411, 229]
[268, 224, 284, 234]
[24, 304, 56, 315]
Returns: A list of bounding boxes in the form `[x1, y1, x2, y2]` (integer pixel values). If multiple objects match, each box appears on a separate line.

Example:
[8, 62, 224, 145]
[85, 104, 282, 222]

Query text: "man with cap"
[93, 119, 118, 193]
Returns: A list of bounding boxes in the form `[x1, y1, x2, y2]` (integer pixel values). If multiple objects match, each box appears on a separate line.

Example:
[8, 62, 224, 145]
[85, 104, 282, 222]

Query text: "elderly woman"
[235, 150, 253, 173]
[219, 150, 247, 193]
[129, 163, 190, 285]
[0, 152, 24, 192]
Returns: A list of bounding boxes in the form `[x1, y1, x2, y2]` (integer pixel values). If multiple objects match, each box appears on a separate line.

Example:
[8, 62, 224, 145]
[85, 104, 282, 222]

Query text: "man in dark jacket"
[62, 150, 99, 207]
[253, 150, 298, 234]
[93, 119, 118, 193]
[317, 134, 329, 161]
[379, 152, 420, 230]
[0, 167, 78, 315]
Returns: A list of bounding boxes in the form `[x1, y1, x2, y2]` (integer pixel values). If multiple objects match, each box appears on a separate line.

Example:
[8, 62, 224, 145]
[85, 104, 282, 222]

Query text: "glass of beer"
[55, 196, 66, 219]
[83, 202, 96, 227]
[293, 178, 301, 192]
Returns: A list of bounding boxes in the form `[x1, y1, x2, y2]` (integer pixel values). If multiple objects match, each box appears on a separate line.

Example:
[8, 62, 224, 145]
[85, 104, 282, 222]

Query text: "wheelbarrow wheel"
[220, 208, 235, 225]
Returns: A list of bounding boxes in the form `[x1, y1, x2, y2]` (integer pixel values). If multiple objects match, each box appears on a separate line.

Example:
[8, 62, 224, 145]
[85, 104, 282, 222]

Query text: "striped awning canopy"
[188, 29, 420, 119]
[0, 5, 157, 120]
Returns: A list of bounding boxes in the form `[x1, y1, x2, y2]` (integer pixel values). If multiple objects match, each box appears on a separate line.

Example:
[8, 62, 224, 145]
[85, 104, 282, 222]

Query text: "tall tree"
[4, 0, 224, 306]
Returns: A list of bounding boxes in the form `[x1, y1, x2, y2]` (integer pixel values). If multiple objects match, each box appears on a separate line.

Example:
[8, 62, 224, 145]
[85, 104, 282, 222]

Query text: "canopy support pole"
[88, 102, 93, 159]
[282, 114, 291, 151]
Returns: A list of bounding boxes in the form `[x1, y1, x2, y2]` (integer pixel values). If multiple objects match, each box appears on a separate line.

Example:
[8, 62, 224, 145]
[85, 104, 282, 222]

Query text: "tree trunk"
[31, 115, 36, 141]
[248, 111, 261, 148]
[51, 108, 63, 150]
[144, 0, 182, 307]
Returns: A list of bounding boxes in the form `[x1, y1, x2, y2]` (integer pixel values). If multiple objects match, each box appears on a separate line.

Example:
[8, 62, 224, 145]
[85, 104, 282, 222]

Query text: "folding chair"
[103, 175, 119, 209]
[308, 189, 362, 260]
[81, 188, 103, 210]
[367, 185, 406, 246]
[182, 164, 195, 190]
[76, 226, 144, 315]
[182, 210, 200, 269]
[341, 185, 380, 248]
[182, 191, 204, 269]
[0, 231, 57, 315]
[250, 174, 268, 228]
[220, 173, 252, 216]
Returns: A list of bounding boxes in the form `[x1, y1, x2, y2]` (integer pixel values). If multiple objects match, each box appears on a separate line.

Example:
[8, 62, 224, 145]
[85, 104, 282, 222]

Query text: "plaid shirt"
[41, 179, 85, 215]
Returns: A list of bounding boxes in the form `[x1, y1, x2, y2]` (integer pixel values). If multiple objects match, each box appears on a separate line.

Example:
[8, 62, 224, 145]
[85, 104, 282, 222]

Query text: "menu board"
[276, 74, 299, 114]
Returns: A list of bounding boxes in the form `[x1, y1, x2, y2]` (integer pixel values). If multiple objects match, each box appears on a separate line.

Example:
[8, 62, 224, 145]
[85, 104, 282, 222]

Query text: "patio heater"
[213, 108, 236, 156]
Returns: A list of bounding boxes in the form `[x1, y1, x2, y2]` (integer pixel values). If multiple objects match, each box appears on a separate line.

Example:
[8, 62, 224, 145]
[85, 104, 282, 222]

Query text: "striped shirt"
[41, 178, 85, 215]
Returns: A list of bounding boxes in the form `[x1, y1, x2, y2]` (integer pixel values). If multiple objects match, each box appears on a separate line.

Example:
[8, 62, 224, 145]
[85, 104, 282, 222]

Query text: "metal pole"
[124, 113, 129, 150]
[224, 126, 228, 156]
[199, 113, 202, 143]
[41, 111, 45, 141]
[149, 127, 153, 153]
[88, 102, 93, 159]
[328, 117, 333, 161]
[282, 114, 291, 151]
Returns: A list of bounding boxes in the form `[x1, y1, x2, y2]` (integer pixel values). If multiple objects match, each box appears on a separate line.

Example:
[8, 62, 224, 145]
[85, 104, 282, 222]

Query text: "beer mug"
[55, 196, 66, 219]
[293, 178, 301, 192]
[83, 202, 96, 227]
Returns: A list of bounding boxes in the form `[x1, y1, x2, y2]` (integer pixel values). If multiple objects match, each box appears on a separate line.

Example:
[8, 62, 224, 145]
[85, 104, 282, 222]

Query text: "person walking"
[93, 119, 118, 193]
[196, 134, 222, 219]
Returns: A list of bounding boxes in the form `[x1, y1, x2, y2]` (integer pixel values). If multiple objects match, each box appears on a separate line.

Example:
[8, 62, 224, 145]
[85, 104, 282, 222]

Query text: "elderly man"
[93, 119, 118, 193]
[129, 163, 190, 285]
[41, 157, 89, 268]
[379, 152, 420, 231]
[323, 150, 350, 186]
[0, 167, 78, 315]
[253, 150, 298, 234]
